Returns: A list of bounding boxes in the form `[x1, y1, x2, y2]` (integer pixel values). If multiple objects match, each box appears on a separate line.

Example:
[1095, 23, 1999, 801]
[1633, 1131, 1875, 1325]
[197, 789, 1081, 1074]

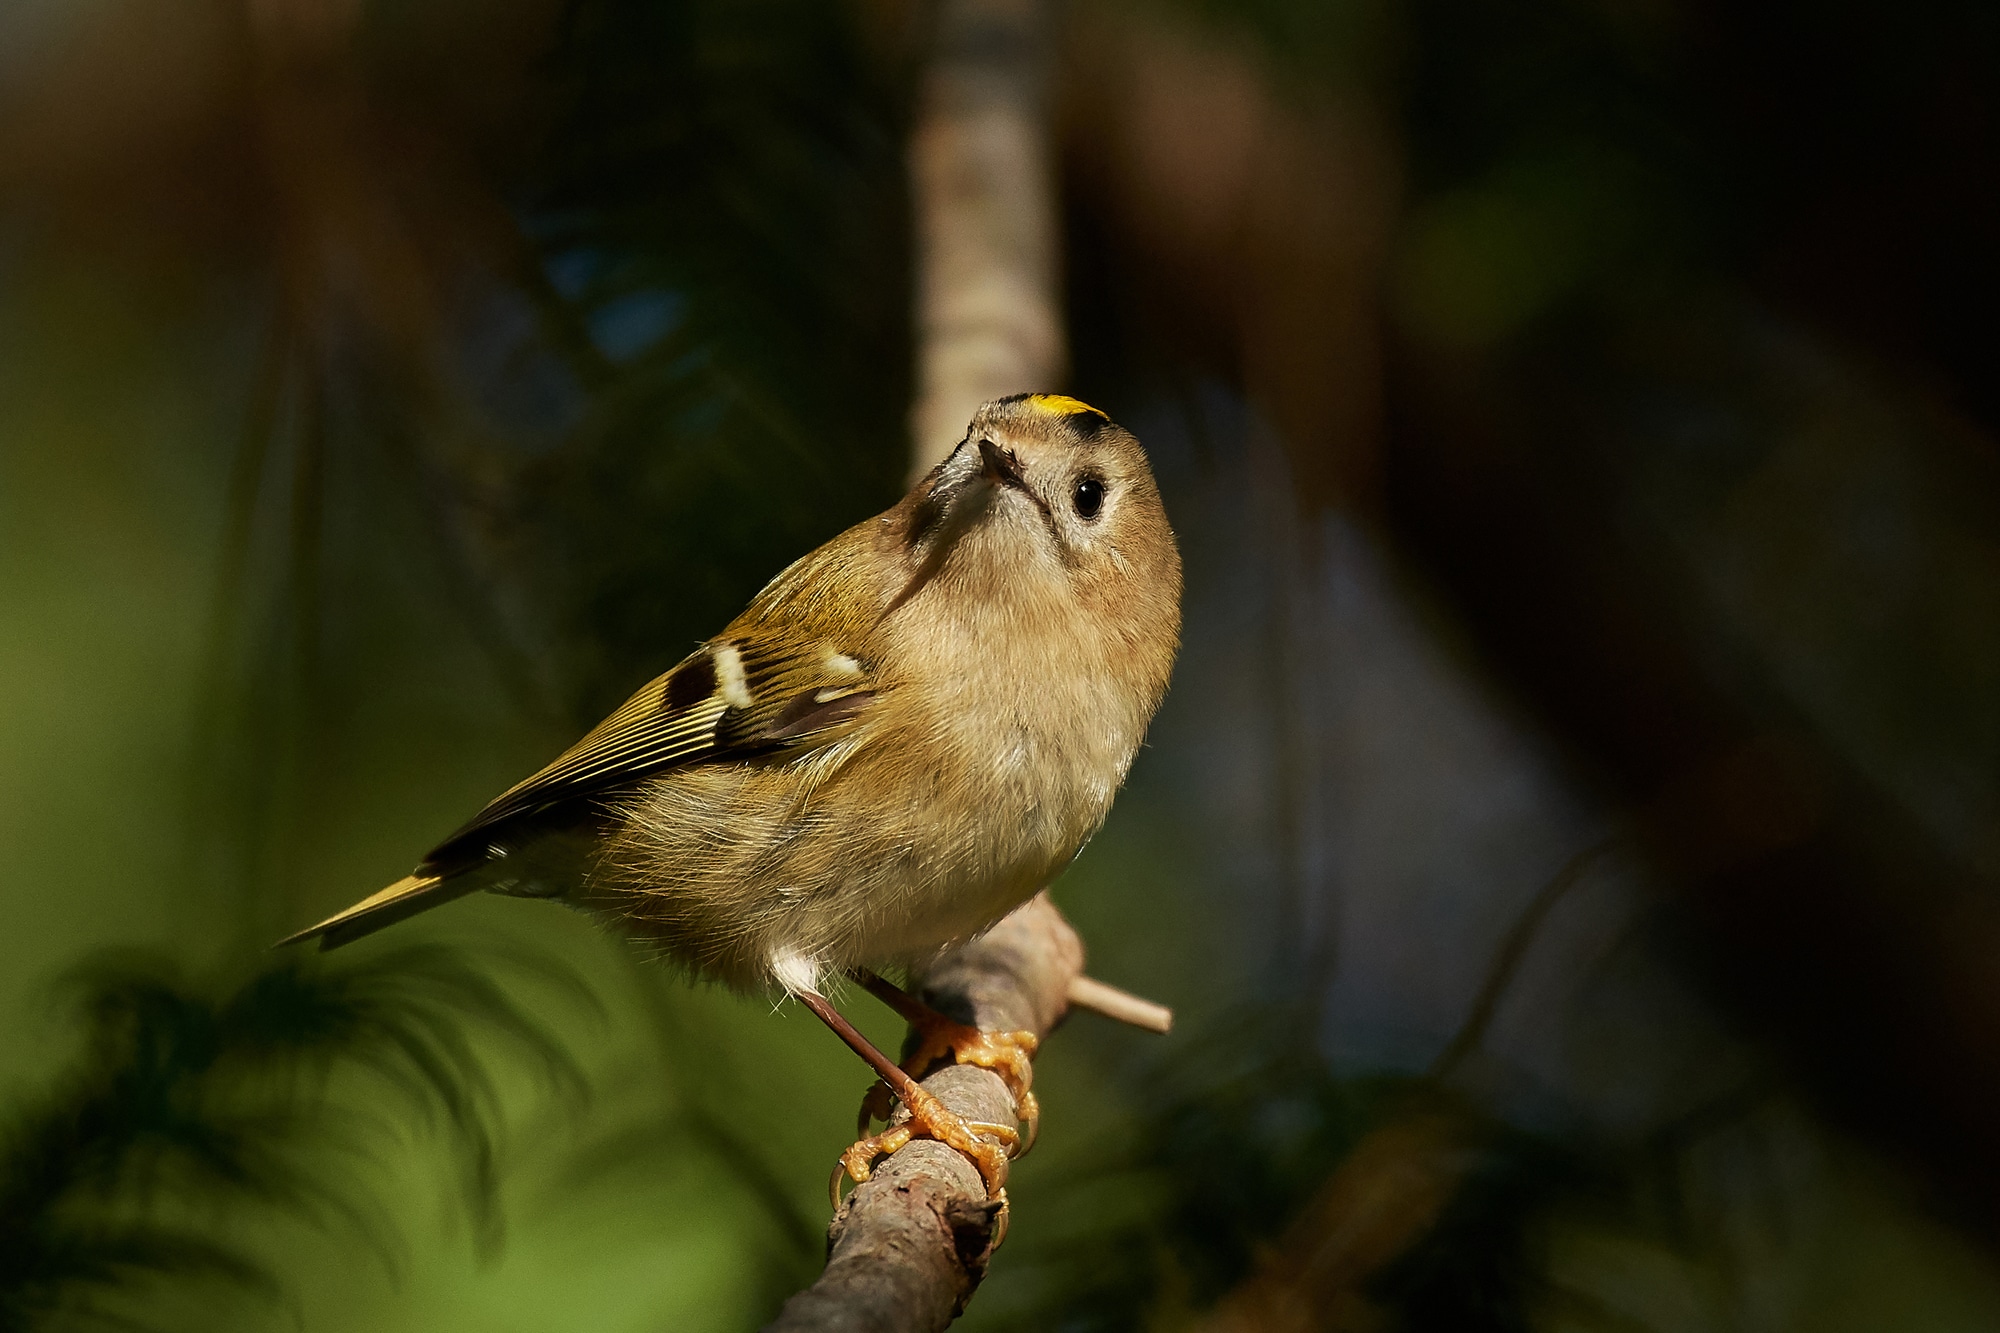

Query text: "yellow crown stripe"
[1028, 394, 1109, 419]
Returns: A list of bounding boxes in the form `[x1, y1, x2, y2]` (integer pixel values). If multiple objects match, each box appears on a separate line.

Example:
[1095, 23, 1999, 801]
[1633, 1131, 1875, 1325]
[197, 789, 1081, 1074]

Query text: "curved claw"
[1013, 1089, 1040, 1159]
[834, 1121, 916, 1206]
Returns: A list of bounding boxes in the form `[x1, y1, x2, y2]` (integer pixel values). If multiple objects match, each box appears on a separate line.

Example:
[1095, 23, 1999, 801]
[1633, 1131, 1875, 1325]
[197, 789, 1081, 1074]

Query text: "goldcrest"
[284, 394, 1180, 1196]
[286, 394, 1180, 996]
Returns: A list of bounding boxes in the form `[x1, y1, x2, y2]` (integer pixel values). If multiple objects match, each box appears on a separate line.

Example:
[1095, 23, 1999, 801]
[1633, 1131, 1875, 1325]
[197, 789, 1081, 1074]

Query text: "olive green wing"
[421, 635, 877, 866]
[421, 650, 725, 864]
[280, 635, 878, 950]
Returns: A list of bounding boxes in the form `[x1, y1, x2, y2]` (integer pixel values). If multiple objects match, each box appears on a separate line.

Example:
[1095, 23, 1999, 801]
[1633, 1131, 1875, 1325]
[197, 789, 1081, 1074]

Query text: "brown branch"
[763, 893, 1084, 1332]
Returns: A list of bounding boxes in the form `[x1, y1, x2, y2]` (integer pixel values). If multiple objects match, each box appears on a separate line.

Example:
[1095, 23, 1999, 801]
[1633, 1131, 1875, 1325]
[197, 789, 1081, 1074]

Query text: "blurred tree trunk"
[907, 0, 1062, 478]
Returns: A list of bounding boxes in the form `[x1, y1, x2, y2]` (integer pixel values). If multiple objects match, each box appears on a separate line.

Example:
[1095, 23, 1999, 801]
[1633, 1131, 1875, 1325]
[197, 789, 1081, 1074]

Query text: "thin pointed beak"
[977, 437, 1028, 490]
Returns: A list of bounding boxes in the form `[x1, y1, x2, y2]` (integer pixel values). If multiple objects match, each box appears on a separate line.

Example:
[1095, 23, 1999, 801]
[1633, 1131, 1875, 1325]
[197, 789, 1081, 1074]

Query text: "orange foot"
[858, 1010, 1041, 1151]
[836, 1080, 1019, 1203]
[906, 1018, 1041, 1149]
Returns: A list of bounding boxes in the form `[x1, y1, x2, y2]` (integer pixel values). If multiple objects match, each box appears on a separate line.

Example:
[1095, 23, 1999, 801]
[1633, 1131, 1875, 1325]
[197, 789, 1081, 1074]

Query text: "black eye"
[1072, 476, 1105, 519]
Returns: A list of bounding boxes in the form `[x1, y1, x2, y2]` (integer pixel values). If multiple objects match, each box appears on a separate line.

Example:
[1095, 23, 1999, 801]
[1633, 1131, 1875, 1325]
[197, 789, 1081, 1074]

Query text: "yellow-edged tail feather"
[276, 873, 478, 951]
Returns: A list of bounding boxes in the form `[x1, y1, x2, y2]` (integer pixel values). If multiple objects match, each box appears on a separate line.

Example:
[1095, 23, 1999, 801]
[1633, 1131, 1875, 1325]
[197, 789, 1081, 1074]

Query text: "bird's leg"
[853, 969, 1040, 1156]
[795, 989, 1017, 1203]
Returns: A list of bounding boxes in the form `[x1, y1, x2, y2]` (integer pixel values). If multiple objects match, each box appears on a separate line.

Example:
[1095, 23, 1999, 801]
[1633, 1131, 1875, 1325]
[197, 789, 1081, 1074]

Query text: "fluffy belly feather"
[581, 732, 1105, 992]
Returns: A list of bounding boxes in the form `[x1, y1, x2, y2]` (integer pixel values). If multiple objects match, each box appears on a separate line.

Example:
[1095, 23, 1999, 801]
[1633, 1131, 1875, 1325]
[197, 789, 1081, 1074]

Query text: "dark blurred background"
[3, 0, 1999, 1329]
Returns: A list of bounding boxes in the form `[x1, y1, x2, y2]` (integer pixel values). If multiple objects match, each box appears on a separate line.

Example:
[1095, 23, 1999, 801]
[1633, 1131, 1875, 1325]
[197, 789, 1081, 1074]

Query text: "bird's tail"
[276, 873, 480, 952]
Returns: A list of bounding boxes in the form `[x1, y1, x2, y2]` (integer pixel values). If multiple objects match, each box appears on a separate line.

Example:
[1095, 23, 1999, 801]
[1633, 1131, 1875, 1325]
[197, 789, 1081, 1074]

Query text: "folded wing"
[282, 634, 879, 950]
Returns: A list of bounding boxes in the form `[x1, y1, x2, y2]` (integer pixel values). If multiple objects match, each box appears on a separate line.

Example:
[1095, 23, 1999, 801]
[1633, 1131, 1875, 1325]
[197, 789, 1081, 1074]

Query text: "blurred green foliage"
[0, 947, 581, 1331]
[518, 0, 913, 709]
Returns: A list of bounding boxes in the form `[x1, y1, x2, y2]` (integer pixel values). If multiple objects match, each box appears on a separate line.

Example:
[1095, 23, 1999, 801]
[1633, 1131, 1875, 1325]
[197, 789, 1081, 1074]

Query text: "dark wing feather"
[421, 638, 875, 866]
[422, 652, 728, 864]
[711, 636, 873, 751]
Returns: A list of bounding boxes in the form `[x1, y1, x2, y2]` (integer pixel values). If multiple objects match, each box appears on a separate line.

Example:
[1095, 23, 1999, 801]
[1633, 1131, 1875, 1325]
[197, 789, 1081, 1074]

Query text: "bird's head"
[890, 394, 1182, 699]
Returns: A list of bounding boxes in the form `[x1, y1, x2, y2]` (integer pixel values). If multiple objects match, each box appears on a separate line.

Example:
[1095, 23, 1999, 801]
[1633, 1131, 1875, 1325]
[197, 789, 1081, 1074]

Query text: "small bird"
[282, 394, 1181, 1197]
